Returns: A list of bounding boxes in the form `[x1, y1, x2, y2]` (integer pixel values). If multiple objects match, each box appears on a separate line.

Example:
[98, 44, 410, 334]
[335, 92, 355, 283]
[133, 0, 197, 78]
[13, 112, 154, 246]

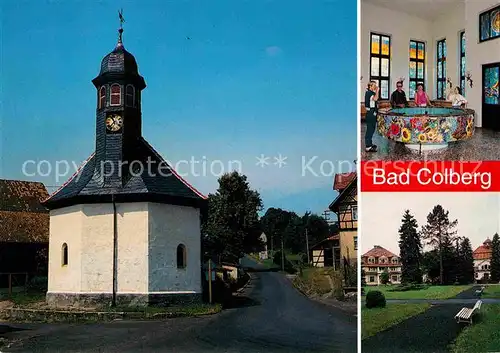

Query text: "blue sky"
[1, 0, 357, 216]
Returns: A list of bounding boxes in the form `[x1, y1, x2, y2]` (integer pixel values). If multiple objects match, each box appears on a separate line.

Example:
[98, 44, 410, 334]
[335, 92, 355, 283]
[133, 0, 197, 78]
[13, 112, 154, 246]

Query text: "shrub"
[380, 270, 390, 285]
[26, 276, 48, 293]
[365, 290, 386, 309]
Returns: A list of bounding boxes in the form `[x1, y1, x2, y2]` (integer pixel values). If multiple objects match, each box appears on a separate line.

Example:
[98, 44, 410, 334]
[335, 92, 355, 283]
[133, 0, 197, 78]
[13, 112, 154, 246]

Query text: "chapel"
[43, 20, 206, 307]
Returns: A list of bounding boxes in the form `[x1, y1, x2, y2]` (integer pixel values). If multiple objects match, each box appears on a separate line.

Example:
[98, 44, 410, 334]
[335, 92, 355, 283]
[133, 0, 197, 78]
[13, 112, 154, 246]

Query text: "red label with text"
[361, 161, 499, 192]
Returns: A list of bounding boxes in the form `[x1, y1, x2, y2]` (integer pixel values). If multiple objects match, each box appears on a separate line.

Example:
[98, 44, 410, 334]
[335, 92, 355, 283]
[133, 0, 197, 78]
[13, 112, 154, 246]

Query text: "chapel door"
[482, 62, 500, 130]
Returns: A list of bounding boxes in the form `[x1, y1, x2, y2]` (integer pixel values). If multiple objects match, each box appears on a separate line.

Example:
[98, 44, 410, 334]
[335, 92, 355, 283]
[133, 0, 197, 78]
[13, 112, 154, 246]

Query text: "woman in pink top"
[414, 84, 432, 107]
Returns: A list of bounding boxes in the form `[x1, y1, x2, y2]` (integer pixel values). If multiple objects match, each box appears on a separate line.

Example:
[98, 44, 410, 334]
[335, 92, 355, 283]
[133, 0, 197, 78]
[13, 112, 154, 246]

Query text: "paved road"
[1, 258, 356, 352]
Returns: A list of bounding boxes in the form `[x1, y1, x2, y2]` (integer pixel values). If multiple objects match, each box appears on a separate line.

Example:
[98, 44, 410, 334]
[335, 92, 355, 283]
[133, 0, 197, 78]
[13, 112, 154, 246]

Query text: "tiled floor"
[361, 122, 500, 160]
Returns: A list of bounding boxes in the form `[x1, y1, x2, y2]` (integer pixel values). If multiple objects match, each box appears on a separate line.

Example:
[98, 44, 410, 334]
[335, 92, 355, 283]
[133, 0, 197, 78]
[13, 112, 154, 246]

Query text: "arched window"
[99, 86, 106, 109]
[177, 244, 186, 269]
[110, 84, 121, 106]
[125, 85, 135, 107]
[62, 243, 68, 266]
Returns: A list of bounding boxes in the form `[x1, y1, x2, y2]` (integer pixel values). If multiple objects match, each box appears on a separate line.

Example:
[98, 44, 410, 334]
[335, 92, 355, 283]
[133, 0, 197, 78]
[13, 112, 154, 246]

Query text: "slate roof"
[473, 238, 493, 260]
[0, 180, 49, 243]
[43, 137, 207, 210]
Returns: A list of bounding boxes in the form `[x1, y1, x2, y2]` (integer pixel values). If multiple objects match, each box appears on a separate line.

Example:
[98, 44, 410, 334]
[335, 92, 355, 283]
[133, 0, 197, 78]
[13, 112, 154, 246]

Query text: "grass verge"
[481, 285, 500, 299]
[362, 303, 431, 339]
[367, 285, 471, 300]
[450, 304, 500, 353]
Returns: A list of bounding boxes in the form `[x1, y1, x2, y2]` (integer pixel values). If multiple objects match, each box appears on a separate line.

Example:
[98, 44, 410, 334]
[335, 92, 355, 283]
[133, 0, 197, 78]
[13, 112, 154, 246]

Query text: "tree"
[260, 208, 292, 254]
[457, 238, 474, 284]
[422, 250, 440, 284]
[491, 233, 500, 283]
[203, 171, 263, 263]
[420, 205, 458, 285]
[398, 210, 422, 284]
[361, 269, 367, 287]
[380, 269, 390, 285]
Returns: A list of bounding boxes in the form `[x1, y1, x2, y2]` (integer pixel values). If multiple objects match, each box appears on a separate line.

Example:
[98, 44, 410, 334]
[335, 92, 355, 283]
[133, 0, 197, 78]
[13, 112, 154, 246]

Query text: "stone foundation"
[46, 292, 203, 308]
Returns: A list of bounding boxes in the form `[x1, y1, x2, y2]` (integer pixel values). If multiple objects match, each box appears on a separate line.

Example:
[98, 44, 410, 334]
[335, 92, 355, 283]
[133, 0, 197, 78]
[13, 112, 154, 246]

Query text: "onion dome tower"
[43, 13, 206, 307]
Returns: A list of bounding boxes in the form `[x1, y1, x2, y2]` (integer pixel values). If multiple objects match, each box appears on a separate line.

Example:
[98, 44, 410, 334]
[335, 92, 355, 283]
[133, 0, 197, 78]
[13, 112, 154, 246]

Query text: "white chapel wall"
[148, 203, 202, 294]
[48, 205, 83, 293]
[116, 202, 149, 293]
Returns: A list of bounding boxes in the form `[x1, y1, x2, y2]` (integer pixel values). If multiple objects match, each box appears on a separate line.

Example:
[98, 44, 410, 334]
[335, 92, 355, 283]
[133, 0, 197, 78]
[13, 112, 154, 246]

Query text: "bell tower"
[91, 12, 146, 187]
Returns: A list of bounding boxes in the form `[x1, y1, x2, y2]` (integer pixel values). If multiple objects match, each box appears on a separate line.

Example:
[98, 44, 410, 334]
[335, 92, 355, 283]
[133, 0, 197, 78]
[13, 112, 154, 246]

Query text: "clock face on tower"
[105, 114, 123, 132]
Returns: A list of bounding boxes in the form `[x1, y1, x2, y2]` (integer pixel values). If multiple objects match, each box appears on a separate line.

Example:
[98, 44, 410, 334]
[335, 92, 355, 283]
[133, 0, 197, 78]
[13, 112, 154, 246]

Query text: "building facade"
[42, 24, 206, 307]
[0, 180, 50, 285]
[362, 245, 402, 285]
[329, 172, 357, 265]
[473, 238, 493, 282]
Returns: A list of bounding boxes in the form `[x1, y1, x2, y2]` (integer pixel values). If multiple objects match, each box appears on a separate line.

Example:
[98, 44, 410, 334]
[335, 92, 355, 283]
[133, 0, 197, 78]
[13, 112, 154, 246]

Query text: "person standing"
[414, 84, 432, 107]
[364, 81, 379, 152]
[390, 81, 409, 108]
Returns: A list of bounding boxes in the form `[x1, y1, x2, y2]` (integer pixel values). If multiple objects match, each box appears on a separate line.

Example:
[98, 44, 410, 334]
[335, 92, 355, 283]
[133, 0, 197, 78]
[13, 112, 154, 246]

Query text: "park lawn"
[451, 304, 500, 353]
[367, 285, 471, 300]
[481, 285, 500, 299]
[362, 303, 431, 339]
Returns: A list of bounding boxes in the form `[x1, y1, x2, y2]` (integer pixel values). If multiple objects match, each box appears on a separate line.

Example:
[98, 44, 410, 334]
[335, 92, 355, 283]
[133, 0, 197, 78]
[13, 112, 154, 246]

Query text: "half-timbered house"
[329, 172, 357, 264]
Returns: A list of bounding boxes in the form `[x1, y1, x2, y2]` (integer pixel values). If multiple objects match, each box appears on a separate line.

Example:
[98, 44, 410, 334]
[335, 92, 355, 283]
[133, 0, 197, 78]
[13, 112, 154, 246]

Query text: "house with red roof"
[473, 238, 493, 282]
[329, 172, 357, 265]
[0, 179, 49, 288]
[361, 245, 401, 285]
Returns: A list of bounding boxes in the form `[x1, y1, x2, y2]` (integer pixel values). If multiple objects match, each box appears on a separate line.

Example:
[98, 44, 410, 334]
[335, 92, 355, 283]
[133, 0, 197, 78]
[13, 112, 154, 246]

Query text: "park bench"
[475, 286, 486, 295]
[455, 300, 482, 324]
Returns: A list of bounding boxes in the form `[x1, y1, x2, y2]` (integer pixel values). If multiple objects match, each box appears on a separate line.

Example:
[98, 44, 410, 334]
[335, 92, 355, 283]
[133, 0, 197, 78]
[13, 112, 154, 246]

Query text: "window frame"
[351, 205, 358, 221]
[62, 243, 68, 266]
[459, 31, 466, 96]
[99, 86, 106, 109]
[369, 32, 391, 100]
[479, 5, 500, 43]
[110, 84, 122, 106]
[125, 84, 135, 107]
[409, 40, 426, 99]
[176, 244, 187, 269]
[436, 38, 447, 100]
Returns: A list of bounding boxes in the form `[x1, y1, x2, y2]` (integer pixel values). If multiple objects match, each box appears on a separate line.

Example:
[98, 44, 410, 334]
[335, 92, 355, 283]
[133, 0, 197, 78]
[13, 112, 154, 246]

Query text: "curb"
[236, 273, 252, 293]
[0, 306, 222, 323]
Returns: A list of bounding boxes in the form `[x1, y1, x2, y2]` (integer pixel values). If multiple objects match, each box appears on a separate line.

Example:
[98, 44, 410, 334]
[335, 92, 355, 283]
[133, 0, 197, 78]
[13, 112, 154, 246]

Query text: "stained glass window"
[370, 33, 391, 100]
[460, 31, 466, 96]
[480, 5, 500, 42]
[409, 40, 425, 99]
[484, 66, 499, 105]
[436, 39, 446, 100]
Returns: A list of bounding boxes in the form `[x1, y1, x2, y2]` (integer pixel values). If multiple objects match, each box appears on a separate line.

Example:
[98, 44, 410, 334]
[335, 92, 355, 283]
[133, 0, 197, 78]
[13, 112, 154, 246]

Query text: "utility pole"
[305, 228, 310, 264]
[281, 238, 285, 272]
[208, 259, 213, 304]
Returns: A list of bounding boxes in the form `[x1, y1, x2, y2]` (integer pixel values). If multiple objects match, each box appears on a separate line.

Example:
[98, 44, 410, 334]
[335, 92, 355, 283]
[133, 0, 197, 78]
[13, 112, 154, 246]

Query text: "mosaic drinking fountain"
[377, 107, 475, 152]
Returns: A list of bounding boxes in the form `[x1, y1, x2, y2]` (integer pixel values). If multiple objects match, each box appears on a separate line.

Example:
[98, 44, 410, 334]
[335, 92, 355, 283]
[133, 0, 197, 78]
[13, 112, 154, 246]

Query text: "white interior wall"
[465, 0, 500, 127]
[431, 3, 466, 98]
[360, 1, 434, 101]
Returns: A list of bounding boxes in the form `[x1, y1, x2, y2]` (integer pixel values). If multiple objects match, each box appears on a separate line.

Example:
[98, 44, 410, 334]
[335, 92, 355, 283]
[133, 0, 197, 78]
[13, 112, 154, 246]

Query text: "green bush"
[365, 290, 386, 309]
[26, 276, 48, 292]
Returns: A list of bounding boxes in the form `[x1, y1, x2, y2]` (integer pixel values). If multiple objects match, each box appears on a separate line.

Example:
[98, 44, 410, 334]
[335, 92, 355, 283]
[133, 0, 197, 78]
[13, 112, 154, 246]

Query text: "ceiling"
[362, 0, 463, 21]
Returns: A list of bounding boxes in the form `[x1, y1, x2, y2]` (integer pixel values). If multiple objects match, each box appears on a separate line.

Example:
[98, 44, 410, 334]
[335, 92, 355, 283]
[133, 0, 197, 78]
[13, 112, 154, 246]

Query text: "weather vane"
[117, 9, 125, 45]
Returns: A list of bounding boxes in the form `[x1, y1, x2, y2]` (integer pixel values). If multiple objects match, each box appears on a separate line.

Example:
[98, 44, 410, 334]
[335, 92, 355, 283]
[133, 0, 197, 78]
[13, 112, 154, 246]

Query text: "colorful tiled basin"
[377, 107, 475, 150]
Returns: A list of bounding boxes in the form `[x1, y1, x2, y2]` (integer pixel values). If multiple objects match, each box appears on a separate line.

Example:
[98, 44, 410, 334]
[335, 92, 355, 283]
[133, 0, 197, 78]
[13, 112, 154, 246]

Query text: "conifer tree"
[421, 205, 458, 285]
[398, 210, 422, 284]
[491, 233, 500, 283]
[457, 238, 475, 284]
